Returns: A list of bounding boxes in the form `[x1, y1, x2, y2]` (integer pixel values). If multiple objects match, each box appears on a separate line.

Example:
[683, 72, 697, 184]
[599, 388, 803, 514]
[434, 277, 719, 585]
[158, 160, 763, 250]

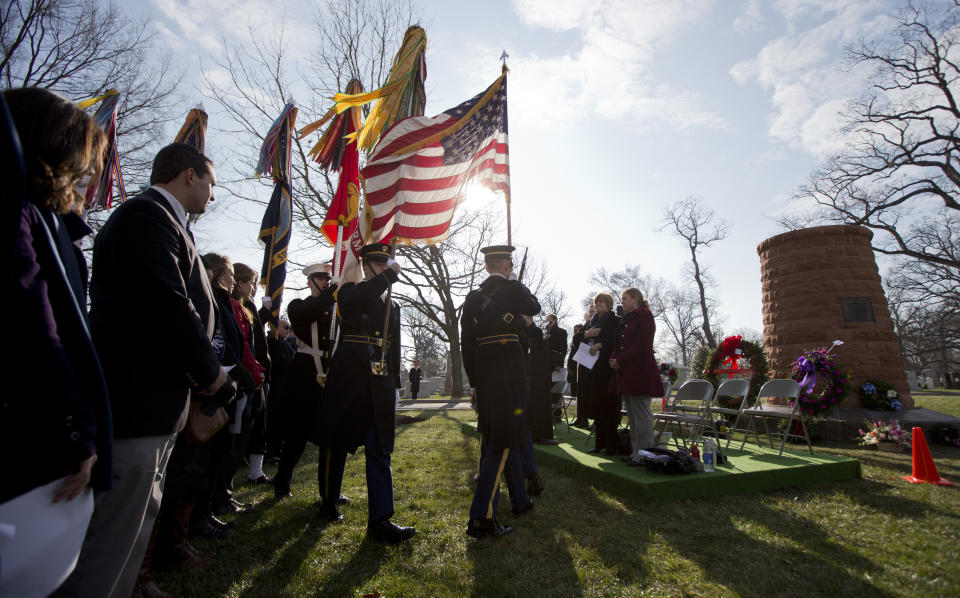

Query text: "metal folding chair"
[653, 379, 715, 449]
[707, 378, 751, 449]
[738, 379, 811, 456]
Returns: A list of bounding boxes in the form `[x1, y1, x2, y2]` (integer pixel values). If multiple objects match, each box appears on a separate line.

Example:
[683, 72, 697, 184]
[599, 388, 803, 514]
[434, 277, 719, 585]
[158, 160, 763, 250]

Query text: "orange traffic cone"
[903, 427, 952, 486]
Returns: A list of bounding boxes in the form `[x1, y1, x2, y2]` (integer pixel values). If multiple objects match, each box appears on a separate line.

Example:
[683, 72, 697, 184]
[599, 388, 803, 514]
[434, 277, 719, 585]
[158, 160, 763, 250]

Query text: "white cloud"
[734, 0, 764, 33]
[506, 0, 726, 131]
[730, 0, 897, 156]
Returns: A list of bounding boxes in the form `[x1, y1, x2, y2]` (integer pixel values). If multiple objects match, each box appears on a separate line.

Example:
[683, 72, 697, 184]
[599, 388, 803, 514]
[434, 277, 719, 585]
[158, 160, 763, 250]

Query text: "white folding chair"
[707, 378, 750, 449]
[738, 379, 811, 456]
[653, 379, 715, 449]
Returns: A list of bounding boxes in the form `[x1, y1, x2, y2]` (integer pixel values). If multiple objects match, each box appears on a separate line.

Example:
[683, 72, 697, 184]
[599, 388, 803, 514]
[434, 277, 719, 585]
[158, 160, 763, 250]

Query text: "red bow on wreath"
[719, 335, 743, 375]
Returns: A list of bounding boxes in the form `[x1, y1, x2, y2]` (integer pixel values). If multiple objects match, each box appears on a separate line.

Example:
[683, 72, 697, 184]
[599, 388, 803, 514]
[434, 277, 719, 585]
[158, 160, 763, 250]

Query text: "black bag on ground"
[638, 447, 697, 475]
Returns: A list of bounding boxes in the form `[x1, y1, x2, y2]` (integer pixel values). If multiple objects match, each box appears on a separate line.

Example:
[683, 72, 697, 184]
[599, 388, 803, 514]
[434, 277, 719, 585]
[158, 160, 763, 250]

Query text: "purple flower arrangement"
[790, 347, 850, 415]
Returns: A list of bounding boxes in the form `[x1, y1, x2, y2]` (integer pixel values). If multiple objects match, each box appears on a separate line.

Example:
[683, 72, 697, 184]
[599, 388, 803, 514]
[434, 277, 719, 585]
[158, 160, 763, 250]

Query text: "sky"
[138, 0, 913, 352]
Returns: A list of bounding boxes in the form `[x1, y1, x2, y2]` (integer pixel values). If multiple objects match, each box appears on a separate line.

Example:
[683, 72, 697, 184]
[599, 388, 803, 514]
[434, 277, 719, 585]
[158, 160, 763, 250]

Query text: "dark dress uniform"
[461, 253, 540, 535]
[320, 244, 414, 542]
[526, 324, 554, 442]
[273, 277, 340, 501]
[408, 366, 422, 399]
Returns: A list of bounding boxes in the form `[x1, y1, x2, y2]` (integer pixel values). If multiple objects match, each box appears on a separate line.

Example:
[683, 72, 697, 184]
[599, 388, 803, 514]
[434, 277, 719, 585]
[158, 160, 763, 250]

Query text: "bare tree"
[2, 0, 181, 187]
[588, 265, 712, 364]
[660, 196, 728, 348]
[886, 274, 960, 384]
[785, 3, 960, 294]
[656, 284, 703, 366]
[393, 207, 500, 398]
[401, 308, 445, 377]
[516, 250, 569, 326]
[200, 0, 419, 253]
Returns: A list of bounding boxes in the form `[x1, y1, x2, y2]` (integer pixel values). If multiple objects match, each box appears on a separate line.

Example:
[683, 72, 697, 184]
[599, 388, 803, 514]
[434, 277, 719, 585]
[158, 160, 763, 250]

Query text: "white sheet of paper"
[551, 368, 567, 383]
[572, 343, 599, 370]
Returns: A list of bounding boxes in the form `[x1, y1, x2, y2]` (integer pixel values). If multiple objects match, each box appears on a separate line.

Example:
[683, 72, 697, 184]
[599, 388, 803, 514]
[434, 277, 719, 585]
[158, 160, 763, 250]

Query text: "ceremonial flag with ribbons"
[360, 71, 510, 244]
[299, 80, 363, 254]
[256, 102, 297, 326]
[77, 89, 126, 209]
[328, 26, 427, 153]
[174, 106, 208, 151]
[173, 106, 208, 225]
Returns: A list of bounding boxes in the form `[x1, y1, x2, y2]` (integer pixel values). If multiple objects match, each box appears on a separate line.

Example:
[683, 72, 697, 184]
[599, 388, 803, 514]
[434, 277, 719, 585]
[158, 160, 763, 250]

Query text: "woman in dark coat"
[1, 87, 111, 597]
[583, 293, 620, 454]
[232, 262, 272, 484]
[610, 287, 664, 463]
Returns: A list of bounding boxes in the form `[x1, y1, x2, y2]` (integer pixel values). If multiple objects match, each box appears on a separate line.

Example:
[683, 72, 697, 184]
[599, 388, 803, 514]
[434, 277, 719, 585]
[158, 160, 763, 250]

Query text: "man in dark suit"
[461, 245, 540, 539]
[320, 243, 416, 543]
[544, 314, 568, 424]
[59, 143, 233, 598]
[409, 360, 423, 399]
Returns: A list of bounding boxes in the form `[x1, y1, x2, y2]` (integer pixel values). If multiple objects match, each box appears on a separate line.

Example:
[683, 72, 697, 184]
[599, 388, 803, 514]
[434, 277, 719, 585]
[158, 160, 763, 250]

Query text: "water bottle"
[702, 438, 716, 473]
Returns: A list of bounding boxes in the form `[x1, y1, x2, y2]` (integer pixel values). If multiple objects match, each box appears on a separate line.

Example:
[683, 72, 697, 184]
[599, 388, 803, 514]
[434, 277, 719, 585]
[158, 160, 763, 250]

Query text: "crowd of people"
[1, 86, 664, 597]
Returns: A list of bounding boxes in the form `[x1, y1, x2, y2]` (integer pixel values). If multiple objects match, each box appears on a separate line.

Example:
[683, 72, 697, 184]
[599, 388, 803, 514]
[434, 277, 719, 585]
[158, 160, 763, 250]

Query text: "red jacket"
[230, 297, 265, 387]
[608, 307, 664, 397]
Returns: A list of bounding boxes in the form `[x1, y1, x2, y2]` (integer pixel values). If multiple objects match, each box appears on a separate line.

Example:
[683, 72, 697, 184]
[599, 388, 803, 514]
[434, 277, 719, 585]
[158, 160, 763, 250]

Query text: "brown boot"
[131, 520, 183, 598]
[166, 539, 212, 569]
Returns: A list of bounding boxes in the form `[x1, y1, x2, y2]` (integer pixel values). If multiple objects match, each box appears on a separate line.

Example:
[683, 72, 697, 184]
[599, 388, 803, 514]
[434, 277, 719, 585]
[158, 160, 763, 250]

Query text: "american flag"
[360, 73, 509, 243]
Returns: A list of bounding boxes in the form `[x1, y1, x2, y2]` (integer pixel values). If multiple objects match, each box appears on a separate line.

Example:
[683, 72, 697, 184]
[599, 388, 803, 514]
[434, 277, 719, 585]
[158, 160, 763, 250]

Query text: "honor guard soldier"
[409, 360, 423, 399]
[460, 245, 540, 538]
[320, 243, 416, 542]
[273, 263, 346, 517]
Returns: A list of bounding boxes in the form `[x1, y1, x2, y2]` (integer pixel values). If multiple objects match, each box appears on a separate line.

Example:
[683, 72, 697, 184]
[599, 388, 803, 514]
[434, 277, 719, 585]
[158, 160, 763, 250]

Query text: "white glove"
[261, 296, 272, 308]
[386, 258, 401, 274]
[508, 271, 518, 281]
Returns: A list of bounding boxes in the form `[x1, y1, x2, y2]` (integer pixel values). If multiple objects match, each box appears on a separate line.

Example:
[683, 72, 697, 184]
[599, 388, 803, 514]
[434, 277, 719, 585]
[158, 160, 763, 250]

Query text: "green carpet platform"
[461, 421, 861, 500]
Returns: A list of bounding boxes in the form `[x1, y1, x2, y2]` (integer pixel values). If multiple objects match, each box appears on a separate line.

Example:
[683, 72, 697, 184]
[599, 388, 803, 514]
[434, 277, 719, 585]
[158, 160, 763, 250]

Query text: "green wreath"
[702, 336, 770, 407]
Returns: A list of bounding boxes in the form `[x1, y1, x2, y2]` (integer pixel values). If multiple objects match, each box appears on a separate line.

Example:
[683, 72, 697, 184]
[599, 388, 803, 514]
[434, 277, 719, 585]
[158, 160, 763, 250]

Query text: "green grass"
[155, 402, 960, 598]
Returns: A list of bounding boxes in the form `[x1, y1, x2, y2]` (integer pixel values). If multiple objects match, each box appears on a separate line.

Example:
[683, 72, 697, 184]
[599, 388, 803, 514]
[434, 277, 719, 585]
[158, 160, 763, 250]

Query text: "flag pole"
[327, 222, 344, 352]
[499, 54, 511, 247]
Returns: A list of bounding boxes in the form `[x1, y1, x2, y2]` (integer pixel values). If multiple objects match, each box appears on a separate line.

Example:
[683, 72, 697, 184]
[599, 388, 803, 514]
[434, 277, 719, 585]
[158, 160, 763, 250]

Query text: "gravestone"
[905, 370, 920, 391]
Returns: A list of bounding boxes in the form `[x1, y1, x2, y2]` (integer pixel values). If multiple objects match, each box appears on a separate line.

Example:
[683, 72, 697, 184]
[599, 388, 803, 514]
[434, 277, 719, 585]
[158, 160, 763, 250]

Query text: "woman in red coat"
[609, 287, 664, 463]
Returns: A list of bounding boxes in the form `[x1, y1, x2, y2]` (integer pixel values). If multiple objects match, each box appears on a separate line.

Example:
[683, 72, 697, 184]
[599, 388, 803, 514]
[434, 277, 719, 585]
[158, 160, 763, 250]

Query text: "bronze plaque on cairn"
[839, 297, 875, 323]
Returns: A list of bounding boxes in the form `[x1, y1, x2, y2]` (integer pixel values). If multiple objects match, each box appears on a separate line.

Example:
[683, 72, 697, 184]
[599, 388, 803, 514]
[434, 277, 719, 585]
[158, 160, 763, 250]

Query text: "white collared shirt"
[151, 185, 188, 230]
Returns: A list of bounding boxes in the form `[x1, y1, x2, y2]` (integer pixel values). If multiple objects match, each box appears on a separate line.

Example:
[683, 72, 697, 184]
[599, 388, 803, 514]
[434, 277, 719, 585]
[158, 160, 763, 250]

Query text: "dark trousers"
[410, 382, 420, 400]
[361, 422, 394, 523]
[469, 441, 529, 520]
[519, 430, 538, 477]
[595, 418, 619, 452]
[274, 434, 346, 505]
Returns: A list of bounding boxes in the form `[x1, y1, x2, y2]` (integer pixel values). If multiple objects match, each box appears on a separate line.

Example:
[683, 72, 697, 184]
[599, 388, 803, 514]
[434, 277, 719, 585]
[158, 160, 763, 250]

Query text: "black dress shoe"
[587, 447, 602, 454]
[274, 488, 292, 500]
[367, 518, 416, 544]
[191, 518, 228, 539]
[230, 498, 252, 512]
[466, 518, 513, 539]
[526, 474, 545, 497]
[248, 474, 273, 485]
[603, 448, 617, 456]
[336, 494, 350, 506]
[207, 514, 235, 529]
[620, 455, 634, 462]
[512, 500, 534, 516]
[319, 503, 343, 523]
